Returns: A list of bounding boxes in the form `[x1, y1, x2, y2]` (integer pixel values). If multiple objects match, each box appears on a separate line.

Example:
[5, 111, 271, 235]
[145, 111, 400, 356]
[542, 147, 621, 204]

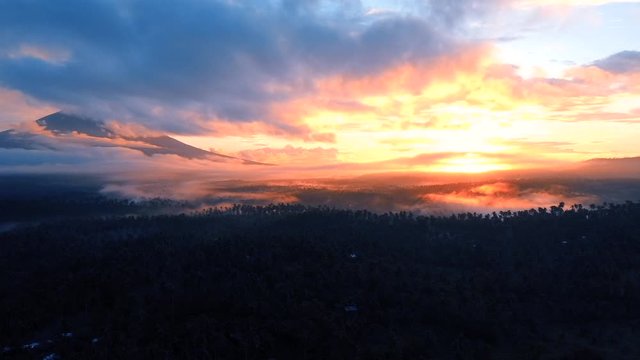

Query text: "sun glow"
[168, 44, 640, 176]
[429, 154, 512, 173]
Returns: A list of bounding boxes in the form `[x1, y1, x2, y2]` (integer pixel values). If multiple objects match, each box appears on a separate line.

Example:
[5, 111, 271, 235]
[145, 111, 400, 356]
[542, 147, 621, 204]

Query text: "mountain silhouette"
[1, 111, 268, 164]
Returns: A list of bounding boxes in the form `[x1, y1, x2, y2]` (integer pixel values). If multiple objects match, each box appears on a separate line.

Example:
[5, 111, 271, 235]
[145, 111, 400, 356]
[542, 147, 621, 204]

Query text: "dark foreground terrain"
[2, 202, 640, 359]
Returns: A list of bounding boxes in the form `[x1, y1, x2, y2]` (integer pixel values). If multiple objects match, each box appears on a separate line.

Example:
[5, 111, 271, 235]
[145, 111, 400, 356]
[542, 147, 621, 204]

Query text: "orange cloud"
[315, 45, 492, 99]
[235, 145, 338, 165]
[0, 88, 57, 129]
[268, 45, 491, 126]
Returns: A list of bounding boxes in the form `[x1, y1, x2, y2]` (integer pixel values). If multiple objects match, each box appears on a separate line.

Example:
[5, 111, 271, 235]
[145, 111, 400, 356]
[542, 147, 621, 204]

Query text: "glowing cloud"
[0, 0, 639, 185]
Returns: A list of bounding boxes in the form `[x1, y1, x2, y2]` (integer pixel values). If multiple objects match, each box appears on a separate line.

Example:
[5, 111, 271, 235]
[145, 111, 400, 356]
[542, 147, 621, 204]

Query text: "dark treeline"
[0, 195, 191, 222]
[2, 202, 640, 359]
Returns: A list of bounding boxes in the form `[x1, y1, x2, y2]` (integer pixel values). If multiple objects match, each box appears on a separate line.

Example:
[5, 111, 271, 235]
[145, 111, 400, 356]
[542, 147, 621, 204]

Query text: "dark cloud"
[593, 51, 640, 74]
[0, 130, 52, 151]
[0, 0, 472, 134]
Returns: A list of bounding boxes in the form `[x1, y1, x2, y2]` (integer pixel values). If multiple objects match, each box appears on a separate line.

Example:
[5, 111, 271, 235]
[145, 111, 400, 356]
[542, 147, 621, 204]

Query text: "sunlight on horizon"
[427, 154, 513, 174]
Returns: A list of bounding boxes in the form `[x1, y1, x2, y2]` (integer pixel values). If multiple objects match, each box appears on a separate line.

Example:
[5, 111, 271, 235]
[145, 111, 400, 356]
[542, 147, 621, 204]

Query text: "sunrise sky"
[1, 0, 639, 177]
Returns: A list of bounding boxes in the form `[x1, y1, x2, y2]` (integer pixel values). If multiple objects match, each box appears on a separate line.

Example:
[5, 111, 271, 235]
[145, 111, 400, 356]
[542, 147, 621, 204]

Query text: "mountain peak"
[36, 112, 115, 138]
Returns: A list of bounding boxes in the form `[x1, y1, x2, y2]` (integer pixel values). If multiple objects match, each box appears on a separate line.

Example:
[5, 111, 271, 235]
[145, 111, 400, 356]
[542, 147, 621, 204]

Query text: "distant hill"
[578, 157, 640, 178]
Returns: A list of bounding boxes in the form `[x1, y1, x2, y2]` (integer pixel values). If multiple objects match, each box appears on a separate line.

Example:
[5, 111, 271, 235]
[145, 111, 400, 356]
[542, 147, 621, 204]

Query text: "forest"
[2, 201, 640, 359]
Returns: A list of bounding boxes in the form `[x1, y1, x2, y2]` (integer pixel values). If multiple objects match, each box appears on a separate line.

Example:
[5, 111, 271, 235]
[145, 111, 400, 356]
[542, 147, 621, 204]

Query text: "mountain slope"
[1, 112, 267, 164]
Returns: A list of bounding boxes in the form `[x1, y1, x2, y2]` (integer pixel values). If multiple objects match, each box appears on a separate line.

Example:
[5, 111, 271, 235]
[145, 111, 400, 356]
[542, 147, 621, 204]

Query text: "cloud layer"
[0, 0, 471, 134]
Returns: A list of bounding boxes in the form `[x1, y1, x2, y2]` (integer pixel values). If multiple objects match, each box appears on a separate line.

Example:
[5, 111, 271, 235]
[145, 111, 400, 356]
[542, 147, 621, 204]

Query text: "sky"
[1, 0, 640, 178]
